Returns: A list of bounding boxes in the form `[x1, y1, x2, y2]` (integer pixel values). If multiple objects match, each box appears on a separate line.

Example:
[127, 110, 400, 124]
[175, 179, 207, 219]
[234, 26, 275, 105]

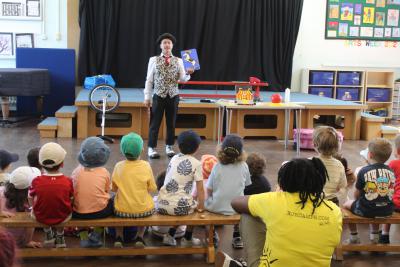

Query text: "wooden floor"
[1, 120, 400, 266]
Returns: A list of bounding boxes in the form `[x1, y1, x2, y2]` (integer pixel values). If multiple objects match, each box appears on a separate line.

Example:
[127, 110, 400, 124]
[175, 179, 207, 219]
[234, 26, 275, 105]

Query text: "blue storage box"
[309, 87, 334, 98]
[84, 74, 116, 90]
[309, 71, 335, 85]
[337, 71, 362, 86]
[336, 88, 360, 101]
[366, 88, 391, 102]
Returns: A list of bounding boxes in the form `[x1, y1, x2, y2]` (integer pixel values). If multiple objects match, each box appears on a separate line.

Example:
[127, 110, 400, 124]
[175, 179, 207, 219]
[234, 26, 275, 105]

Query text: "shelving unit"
[301, 68, 395, 119]
[392, 82, 400, 120]
[365, 71, 394, 119]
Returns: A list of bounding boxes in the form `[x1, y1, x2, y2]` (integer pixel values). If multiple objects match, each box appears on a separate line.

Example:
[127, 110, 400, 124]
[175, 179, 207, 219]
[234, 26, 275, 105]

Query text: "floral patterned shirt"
[157, 154, 203, 215]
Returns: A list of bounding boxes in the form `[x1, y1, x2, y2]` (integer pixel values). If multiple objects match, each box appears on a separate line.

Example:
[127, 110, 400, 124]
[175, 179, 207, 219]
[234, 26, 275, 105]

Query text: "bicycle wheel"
[89, 84, 120, 113]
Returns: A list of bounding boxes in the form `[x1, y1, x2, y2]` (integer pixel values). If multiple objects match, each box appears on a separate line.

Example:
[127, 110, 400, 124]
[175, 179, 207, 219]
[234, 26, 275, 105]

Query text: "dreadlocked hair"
[278, 157, 332, 214]
[4, 182, 29, 212]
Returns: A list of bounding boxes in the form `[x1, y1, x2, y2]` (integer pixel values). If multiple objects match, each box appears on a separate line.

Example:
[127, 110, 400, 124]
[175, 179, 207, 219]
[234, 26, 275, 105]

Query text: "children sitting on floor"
[112, 132, 157, 248]
[380, 134, 400, 244]
[0, 166, 41, 248]
[71, 136, 113, 248]
[244, 152, 271, 195]
[157, 130, 205, 246]
[29, 142, 74, 248]
[205, 134, 251, 248]
[313, 126, 347, 205]
[0, 150, 19, 186]
[343, 138, 395, 244]
[216, 157, 342, 267]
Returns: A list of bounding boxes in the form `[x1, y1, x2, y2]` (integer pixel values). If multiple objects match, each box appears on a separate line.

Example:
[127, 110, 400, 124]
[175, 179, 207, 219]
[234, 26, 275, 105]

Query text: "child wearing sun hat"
[71, 136, 112, 247]
[29, 142, 73, 249]
[1, 166, 41, 248]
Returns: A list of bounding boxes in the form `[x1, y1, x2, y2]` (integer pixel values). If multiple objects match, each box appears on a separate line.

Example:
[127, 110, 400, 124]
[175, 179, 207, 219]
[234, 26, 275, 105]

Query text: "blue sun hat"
[78, 137, 110, 168]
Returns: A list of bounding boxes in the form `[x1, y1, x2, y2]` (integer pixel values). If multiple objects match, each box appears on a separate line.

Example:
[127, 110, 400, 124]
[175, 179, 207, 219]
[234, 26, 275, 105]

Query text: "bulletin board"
[325, 0, 400, 41]
[0, 0, 42, 20]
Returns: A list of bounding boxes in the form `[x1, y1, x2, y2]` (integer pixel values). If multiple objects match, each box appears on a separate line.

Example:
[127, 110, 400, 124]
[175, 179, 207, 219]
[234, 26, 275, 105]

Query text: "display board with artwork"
[326, 0, 400, 41]
[0, 0, 41, 20]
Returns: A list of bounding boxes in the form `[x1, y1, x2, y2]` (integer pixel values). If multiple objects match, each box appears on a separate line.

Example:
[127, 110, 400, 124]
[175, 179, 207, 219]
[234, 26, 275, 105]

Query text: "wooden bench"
[360, 112, 385, 141]
[37, 117, 58, 138]
[55, 106, 78, 138]
[381, 125, 400, 140]
[335, 209, 400, 260]
[0, 211, 240, 263]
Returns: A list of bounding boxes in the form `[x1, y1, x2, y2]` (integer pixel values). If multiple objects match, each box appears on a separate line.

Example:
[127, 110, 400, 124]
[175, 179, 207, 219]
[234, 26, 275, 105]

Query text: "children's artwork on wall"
[374, 28, 384, 37]
[339, 23, 348, 36]
[0, 0, 42, 20]
[326, 0, 400, 41]
[376, 12, 385, 26]
[0, 32, 13, 56]
[329, 5, 339, 18]
[388, 0, 400, 5]
[349, 26, 360, 36]
[26, 0, 40, 17]
[393, 27, 400, 37]
[355, 4, 362, 15]
[377, 0, 386, 8]
[360, 26, 374, 37]
[363, 7, 375, 24]
[328, 21, 339, 30]
[341, 3, 353, 21]
[385, 27, 392, 37]
[15, 33, 34, 48]
[387, 9, 399, 26]
[354, 15, 361, 25]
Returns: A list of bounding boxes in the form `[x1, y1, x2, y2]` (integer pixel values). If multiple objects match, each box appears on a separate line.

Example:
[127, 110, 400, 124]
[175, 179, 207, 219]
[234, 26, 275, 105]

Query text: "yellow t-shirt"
[112, 160, 157, 214]
[248, 192, 342, 267]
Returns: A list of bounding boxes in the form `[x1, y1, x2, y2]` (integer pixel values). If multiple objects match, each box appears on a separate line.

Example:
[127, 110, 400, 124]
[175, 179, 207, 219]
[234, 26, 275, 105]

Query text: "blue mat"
[16, 48, 75, 116]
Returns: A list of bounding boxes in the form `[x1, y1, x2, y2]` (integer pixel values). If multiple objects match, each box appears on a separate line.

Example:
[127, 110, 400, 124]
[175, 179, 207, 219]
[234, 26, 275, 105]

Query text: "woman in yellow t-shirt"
[215, 158, 343, 267]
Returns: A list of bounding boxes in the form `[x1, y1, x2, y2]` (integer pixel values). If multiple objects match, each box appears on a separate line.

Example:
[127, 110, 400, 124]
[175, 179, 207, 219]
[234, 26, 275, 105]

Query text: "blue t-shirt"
[205, 161, 251, 215]
[355, 163, 395, 217]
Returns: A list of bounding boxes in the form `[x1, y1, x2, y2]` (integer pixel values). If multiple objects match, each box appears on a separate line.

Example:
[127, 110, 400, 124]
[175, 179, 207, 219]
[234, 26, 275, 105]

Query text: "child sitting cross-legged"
[216, 157, 342, 267]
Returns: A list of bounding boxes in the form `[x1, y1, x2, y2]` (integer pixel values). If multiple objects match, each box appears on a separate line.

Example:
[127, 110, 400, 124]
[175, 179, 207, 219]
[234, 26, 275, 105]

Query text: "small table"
[0, 68, 50, 125]
[217, 101, 305, 156]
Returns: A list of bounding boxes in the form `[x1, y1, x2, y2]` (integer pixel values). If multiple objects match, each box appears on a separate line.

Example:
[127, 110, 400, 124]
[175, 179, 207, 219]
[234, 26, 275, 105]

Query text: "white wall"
[0, 0, 67, 68]
[291, 0, 400, 91]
